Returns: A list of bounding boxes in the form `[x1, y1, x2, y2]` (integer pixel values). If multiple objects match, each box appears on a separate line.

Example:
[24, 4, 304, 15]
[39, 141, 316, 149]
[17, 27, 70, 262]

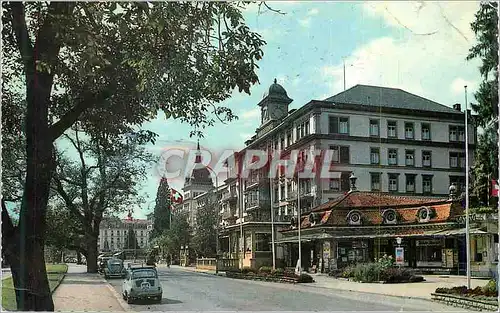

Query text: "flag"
[491, 179, 499, 197]
[170, 188, 183, 204]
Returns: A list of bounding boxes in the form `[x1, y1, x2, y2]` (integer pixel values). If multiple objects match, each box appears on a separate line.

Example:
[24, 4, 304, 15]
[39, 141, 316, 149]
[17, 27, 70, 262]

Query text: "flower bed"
[328, 255, 425, 284]
[226, 266, 315, 284]
[435, 279, 498, 299]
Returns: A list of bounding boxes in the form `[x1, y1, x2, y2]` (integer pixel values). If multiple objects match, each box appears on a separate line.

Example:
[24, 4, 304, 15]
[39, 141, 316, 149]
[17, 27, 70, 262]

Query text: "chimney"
[449, 183, 457, 200]
[453, 103, 461, 111]
[349, 172, 357, 192]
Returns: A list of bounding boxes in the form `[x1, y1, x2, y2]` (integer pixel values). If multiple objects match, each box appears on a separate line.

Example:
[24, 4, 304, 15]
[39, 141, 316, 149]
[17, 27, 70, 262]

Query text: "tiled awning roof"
[276, 227, 489, 244]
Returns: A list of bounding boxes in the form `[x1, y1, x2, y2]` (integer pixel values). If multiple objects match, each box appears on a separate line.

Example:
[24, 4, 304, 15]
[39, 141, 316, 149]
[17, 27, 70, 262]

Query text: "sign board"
[395, 247, 404, 265]
[416, 239, 442, 247]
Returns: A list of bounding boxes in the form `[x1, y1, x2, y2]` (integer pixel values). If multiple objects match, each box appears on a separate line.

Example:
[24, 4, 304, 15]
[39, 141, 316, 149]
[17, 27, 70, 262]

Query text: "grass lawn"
[2, 263, 68, 311]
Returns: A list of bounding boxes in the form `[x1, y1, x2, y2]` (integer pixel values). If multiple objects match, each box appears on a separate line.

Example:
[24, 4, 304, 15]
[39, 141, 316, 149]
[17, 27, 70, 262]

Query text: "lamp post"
[464, 85, 471, 289]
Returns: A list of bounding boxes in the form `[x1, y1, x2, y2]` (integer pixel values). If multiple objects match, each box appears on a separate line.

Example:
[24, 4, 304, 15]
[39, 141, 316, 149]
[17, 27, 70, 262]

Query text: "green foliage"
[482, 279, 498, 296]
[157, 212, 191, 257]
[259, 266, 273, 274]
[376, 254, 395, 269]
[341, 266, 356, 278]
[151, 178, 172, 240]
[123, 226, 139, 250]
[471, 126, 498, 205]
[467, 1, 498, 128]
[192, 190, 218, 257]
[271, 268, 284, 276]
[353, 263, 383, 283]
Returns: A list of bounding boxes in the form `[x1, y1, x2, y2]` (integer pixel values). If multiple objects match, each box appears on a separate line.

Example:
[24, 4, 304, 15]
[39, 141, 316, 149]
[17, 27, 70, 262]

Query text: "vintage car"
[122, 265, 162, 304]
[103, 258, 126, 279]
[98, 256, 112, 274]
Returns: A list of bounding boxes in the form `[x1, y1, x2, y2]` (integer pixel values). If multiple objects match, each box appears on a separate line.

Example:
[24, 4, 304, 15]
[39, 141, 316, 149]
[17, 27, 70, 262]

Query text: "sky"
[134, 1, 483, 219]
[8, 1, 481, 220]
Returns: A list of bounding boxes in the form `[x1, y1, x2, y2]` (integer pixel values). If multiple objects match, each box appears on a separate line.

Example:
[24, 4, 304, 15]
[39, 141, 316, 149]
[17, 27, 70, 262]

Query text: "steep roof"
[324, 84, 460, 114]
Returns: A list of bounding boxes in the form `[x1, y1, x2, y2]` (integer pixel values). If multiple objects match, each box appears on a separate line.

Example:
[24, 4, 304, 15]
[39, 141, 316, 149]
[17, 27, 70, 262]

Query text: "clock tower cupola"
[258, 78, 293, 126]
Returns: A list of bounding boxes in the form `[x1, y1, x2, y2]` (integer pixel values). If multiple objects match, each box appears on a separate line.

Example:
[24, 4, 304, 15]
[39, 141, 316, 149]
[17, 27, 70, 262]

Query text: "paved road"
[107, 266, 466, 311]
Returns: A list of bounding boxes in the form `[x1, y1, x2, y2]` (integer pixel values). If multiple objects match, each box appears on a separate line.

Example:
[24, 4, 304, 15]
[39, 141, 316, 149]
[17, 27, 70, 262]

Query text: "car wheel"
[126, 294, 133, 304]
[155, 296, 162, 304]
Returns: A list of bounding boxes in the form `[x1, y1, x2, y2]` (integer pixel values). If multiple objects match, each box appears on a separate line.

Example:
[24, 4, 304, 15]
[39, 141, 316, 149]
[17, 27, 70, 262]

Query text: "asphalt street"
[107, 266, 467, 311]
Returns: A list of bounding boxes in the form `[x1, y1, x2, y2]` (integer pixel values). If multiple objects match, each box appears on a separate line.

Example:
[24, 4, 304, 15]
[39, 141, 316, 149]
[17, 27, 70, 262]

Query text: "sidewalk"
[308, 274, 488, 300]
[53, 268, 125, 311]
[173, 265, 489, 301]
[161, 264, 226, 276]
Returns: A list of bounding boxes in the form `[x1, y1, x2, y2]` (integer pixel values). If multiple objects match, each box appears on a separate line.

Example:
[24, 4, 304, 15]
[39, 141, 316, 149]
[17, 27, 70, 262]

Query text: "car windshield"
[131, 269, 156, 279]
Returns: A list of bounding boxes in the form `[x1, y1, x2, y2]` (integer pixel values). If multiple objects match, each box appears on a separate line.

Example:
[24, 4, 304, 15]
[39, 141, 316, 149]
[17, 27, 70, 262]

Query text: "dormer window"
[347, 210, 362, 225]
[309, 212, 320, 226]
[417, 207, 433, 223]
[382, 209, 398, 224]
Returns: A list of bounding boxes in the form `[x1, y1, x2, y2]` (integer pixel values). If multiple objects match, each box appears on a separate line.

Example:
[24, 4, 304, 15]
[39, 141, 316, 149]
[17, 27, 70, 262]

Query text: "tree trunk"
[85, 233, 99, 273]
[76, 252, 82, 264]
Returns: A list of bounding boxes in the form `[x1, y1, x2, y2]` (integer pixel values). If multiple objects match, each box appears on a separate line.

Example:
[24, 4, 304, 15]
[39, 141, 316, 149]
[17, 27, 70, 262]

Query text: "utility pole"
[343, 58, 346, 91]
[297, 175, 302, 276]
[270, 175, 276, 270]
[464, 85, 471, 289]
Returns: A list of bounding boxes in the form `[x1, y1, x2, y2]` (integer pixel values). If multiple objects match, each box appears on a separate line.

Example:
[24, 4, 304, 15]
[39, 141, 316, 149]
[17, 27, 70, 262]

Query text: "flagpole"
[297, 174, 302, 276]
[270, 174, 276, 270]
[464, 85, 471, 289]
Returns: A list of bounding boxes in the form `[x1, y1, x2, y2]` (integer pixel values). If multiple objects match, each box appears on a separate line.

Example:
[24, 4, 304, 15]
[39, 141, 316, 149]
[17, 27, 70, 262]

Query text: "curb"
[106, 283, 131, 312]
[95, 274, 131, 312]
[50, 273, 67, 295]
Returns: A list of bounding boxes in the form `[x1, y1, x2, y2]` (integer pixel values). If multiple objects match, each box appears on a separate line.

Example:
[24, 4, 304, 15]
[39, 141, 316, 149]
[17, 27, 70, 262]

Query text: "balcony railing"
[274, 214, 292, 222]
[221, 191, 237, 202]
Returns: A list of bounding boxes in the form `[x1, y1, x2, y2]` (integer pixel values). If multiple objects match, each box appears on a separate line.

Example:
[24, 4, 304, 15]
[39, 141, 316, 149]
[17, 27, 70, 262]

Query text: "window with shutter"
[340, 146, 350, 164]
[329, 116, 339, 134]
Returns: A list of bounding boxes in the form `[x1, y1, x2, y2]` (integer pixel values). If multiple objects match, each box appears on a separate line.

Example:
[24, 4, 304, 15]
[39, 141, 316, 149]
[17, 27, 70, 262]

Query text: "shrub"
[272, 268, 285, 276]
[241, 267, 257, 274]
[377, 254, 395, 269]
[341, 266, 356, 278]
[353, 263, 383, 283]
[409, 275, 424, 283]
[259, 266, 273, 274]
[482, 279, 498, 297]
[297, 273, 314, 283]
[381, 267, 412, 283]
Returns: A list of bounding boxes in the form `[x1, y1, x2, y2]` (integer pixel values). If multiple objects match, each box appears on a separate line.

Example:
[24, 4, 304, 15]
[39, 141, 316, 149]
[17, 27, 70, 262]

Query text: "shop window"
[417, 246, 442, 262]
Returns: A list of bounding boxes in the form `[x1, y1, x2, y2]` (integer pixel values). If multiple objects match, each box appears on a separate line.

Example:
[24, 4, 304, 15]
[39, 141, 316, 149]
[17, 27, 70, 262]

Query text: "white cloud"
[321, 1, 482, 106]
[241, 108, 260, 120]
[298, 17, 311, 28]
[307, 8, 319, 16]
[450, 78, 477, 96]
[240, 133, 253, 140]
